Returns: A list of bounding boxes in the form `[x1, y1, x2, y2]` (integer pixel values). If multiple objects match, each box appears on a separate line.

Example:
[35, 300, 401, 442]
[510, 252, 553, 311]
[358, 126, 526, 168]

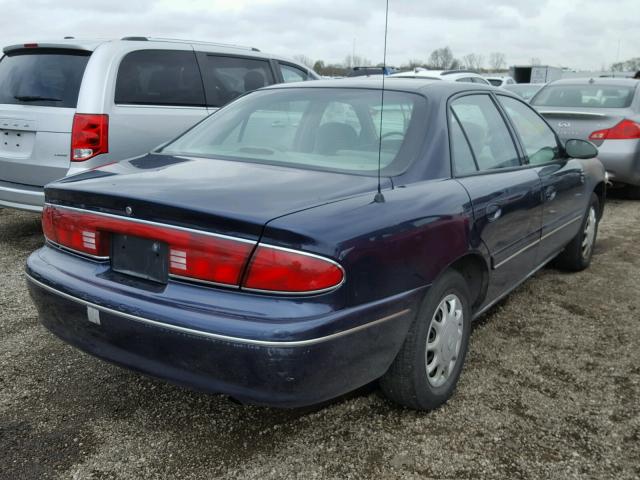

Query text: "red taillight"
[23, 43, 38, 48]
[242, 245, 344, 293]
[42, 204, 110, 257]
[589, 119, 640, 141]
[42, 205, 344, 293]
[71, 114, 109, 162]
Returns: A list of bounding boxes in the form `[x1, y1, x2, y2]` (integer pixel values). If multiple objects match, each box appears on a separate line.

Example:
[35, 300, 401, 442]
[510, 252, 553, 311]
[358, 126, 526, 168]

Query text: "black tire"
[554, 193, 600, 272]
[380, 270, 472, 410]
[620, 185, 640, 200]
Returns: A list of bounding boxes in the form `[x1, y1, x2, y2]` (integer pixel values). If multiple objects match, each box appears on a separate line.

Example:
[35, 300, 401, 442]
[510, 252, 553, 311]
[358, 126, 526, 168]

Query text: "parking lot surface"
[1, 200, 638, 480]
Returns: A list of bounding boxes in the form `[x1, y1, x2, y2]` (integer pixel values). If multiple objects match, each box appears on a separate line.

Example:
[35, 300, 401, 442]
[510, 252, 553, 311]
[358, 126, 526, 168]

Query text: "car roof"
[1, 37, 301, 65]
[262, 77, 500, 96]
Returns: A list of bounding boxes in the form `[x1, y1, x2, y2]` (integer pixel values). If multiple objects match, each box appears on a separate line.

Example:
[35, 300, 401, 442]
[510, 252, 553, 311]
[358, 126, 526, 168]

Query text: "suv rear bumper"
[0, 179, 44, 212]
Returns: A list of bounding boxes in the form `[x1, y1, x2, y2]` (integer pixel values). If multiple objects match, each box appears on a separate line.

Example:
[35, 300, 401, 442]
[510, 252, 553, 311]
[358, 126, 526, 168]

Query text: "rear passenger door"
[195, 53, 275, 112]
[450, 93, 543, 302]
[496, 94, 587, 263]
[110, 49, 208, 161]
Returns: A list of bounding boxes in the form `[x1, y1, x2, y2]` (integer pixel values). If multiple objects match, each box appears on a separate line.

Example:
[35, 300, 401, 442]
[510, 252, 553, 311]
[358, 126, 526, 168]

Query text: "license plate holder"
[111, 234, 168, 284]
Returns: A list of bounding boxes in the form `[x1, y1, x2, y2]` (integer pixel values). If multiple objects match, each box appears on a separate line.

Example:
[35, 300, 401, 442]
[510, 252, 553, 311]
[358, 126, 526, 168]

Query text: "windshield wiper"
[14, 95, 61, 102]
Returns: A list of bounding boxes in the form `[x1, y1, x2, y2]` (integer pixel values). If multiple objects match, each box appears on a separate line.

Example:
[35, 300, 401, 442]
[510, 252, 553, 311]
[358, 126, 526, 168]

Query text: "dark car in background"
[27, 79, 606, 410]
[531, 78, 640, 197]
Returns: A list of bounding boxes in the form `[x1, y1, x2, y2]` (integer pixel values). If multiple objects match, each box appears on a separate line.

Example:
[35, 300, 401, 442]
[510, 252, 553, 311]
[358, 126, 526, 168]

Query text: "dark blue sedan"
[26, 79, 606, 410]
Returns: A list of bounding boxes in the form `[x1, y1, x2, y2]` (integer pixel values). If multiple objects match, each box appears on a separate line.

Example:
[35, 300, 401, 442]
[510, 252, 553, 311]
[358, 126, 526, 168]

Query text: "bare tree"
[344, 54, 371, 68]
[489, 52, 506, 71]
[293, 54, 314, 69]
[462, 53, 484, 71]
[429, 47, 454, 69]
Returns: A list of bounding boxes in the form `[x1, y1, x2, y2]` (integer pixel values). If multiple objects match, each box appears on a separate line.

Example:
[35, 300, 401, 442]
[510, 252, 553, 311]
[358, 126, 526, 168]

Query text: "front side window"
[115, 50, 205, 107]
[498, 95, 560, 165]
[0, 49, 90, 108]
[160, 88, 427, 176]
[197, 54, 275, 107]
[450, 94, 520, 171]
[280, 63, 308, 83]
[531, 84, 635, 109]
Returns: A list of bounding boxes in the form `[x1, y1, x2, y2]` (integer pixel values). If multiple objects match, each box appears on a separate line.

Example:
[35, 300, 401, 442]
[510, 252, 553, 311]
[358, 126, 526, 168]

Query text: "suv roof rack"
[120, 36, 260, 51]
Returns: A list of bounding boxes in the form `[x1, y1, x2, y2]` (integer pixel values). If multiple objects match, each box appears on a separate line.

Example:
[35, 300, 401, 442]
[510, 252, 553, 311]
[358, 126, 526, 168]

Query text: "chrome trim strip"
[539, 110, 606, 118]
[492, 214, 583, 270]
[44, 203, 258, 245]
[493, 239, 540, 270]
[45, 239, 110, 261]
[169, 274, 240, 290]
[540, 215, 582, 242]
[26, 274, 410, 347]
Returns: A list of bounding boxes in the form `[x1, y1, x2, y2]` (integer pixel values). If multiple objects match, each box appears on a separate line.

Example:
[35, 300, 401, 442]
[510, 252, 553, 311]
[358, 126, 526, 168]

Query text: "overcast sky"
[2, 0, 638, 71]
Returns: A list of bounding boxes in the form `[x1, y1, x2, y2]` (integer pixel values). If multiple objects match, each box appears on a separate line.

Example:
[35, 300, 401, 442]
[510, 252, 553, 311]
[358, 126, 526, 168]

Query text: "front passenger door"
[496, 95, 587, 264]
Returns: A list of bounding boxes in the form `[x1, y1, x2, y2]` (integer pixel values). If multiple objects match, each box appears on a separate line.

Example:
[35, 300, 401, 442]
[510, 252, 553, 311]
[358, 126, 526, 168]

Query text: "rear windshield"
[160, 88, 428, 176]
[531, 84, 636, 109]
[0, 49, 90, 108]
[487, 79, 502, 86]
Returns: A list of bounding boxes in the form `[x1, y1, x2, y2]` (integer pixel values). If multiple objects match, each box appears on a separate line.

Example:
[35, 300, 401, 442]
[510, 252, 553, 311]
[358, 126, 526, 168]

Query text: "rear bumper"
[26, 246, 423, 407]
[597, 140, 640, 186]
[0, 179, 44, 212]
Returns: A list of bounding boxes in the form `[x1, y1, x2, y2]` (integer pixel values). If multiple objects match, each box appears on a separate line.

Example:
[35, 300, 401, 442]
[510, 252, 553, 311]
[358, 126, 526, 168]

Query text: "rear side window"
[449, 113, 478, 175]
[0, 49, 90, 108]
[197, 54, 275, 108]
[450, 94, 520, 171]
[115, 50, 205, 107]
[280, 63, 308, 83]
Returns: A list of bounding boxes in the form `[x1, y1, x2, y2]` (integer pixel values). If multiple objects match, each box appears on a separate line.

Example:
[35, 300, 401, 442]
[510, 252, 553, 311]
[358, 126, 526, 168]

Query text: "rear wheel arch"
[444, 253, 489, 311]
[593, 181, 606, 218]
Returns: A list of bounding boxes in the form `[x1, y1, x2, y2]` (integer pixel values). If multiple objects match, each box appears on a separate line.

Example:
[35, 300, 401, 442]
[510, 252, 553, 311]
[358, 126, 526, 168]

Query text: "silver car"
[0, 37, 318, 211]
[531, 78, 640, 196]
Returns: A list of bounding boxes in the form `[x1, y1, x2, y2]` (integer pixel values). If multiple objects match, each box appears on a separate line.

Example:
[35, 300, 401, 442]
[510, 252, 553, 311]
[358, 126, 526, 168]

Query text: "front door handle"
[486, 204, 502, 222]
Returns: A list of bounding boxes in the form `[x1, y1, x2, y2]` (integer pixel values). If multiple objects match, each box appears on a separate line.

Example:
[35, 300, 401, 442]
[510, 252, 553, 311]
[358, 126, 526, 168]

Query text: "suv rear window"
[196, 54, 275, 108]
[0, 49, 90, 108]
[115, 50, 205, 107]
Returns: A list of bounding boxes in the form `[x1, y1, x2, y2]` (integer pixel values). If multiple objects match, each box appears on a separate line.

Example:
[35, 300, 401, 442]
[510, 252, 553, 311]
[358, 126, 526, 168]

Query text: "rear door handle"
[545, 186, 557, 202]
[486, 204, 502, 222]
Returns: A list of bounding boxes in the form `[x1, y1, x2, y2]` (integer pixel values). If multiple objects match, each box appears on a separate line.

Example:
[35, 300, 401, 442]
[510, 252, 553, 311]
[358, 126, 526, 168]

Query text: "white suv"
[0, 37, 318, 211]
[391, 68, 491, 85]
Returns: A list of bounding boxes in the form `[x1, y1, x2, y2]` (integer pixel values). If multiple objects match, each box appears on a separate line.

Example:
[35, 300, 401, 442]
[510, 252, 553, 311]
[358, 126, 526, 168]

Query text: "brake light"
[42, 204, 110, 257]
[243, 245, 344, 293]
[589, 119, 640, 141]
[41, 205, 345, 293]
[23, 43, 38, 48]
[71, 114, 109, 161]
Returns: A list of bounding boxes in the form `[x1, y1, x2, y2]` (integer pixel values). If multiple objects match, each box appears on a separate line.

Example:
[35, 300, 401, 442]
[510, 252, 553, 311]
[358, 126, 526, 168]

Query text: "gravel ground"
[1, 199, 639, 480]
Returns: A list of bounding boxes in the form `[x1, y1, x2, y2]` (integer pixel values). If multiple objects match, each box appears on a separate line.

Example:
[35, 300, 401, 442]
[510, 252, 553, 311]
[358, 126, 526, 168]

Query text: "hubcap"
[425, 294, 464, 388]
[582, 206, 597, 259]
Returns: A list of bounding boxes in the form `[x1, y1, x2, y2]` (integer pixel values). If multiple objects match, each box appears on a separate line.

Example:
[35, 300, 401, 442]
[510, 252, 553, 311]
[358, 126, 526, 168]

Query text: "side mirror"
[565, 139, 598, 159]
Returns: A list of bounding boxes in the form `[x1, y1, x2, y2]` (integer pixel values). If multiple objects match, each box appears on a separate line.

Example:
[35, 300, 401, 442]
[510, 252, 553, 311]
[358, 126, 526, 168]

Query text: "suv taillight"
[71, 114, 109, 161]
[589, 119, 640, 141]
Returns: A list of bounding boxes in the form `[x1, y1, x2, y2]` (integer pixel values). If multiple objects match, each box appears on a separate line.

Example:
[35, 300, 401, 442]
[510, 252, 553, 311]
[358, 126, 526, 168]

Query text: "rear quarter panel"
[261, 179, 481, 308]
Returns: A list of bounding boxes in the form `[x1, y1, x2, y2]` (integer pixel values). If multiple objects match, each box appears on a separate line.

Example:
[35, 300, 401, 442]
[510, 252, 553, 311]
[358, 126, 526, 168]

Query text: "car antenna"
[374, 0, 390, 204]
